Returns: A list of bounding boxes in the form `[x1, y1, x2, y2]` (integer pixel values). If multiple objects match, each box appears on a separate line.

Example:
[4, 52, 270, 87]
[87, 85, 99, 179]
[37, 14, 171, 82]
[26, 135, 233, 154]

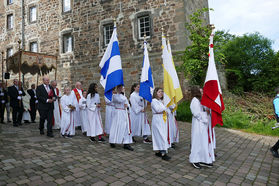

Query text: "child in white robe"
[189, 89, 215, 169]
[86, 83, 105, 142]
[22, 88, 31, 123]
[105, 95, 115, 135]
[151, 88, 171, 161]
[109, 85, 134, 151]
[79, 90, 89, 135]
[130, 83, 151, 143]
[60, 87, 76, 137]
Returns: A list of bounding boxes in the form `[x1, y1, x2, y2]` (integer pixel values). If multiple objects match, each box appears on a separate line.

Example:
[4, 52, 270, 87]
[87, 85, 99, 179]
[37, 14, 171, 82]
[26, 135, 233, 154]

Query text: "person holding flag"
[201, 30, 225, 151]
[130, 37, 154, 143]
[99, 20, 133, 151]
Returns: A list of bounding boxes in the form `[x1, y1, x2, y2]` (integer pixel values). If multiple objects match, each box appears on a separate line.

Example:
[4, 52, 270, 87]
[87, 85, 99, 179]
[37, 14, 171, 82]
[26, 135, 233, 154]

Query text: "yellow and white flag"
[162, 32, 183, 112]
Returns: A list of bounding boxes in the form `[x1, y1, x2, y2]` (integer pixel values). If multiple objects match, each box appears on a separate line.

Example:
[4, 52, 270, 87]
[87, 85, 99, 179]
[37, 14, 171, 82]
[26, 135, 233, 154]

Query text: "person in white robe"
[129, 83, 151, 143]
[189, 89, 215, 169]
[105, 95, 115, 135]
[86, 83, 105, 142]
[51, 80, 61, 129]
[60, 87, 76, 137]
[22, 87, 31, 123]
[167, 104, 179, 148]
[109, 85, 134, 151]
[70, 82, 83, 128]
[79, 90, 89, 135]
[151, 88, 171, 161]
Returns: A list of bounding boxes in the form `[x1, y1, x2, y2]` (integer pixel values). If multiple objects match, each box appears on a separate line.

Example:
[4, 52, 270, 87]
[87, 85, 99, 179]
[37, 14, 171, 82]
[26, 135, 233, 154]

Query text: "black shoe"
[270, 148, 279, 158]
[66, 135, 73, 138]
[89, 137, 96, 142]
[155, 152, 162, 157]
[132, 137, 136, 143]
[24, 120, 30, 124]
[123, 144, 134, 151]
[162, 154, 171, 161]
[143, 138, 152, 144]
[1, 121, 5, 124]
[47, 134, 54, 138]
[192, 163, 201, 169]
[77, 126, 81, 130]
[110, 143, 116, 148]
[200, 162, 213, 168]
[8, 120, 11, 123]
[40, 131, 45, 135]
[13, 124, 18, 127]
[60, 133, 65, 138]
[171, 143, 176, 149]
[31, 121, 35, 123]
[98, 138, 106, 142]
[83, 132, 87, 136]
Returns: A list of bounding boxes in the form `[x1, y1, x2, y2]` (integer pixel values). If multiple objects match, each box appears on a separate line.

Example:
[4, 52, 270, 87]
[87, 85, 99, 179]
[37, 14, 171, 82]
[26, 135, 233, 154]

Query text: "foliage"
[223, 32, 278, 94]
[176, 101, 192, 122]
[176, 93, 279, 137]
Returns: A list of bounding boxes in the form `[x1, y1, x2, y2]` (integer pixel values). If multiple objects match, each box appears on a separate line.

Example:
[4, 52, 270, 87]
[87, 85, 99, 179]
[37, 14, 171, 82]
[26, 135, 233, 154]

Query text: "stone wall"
[0, 0, 209, 102]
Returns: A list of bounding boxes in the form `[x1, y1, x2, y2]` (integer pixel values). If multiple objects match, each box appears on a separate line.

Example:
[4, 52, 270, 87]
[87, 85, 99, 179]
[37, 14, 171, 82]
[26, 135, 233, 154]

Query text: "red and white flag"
[201, 31, 225, 128]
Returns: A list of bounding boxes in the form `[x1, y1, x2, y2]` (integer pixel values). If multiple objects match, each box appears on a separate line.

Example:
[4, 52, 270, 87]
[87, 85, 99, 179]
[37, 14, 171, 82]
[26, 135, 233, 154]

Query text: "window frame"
[62, 33, 73, 53]
[62, 0, 72, 13]
[30, 41, 38, 53]
[7, 14, 14, 30]
[137, 14, 151, 40]
[103, 23, 114, 47]
[29, 6, 37, 24]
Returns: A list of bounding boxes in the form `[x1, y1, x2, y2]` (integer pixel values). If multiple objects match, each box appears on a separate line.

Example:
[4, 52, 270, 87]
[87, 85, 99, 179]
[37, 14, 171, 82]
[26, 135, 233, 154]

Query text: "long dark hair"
[88, 83, 97, 98]
[130, 83, 139, 95]
[152, 87, 163, 100]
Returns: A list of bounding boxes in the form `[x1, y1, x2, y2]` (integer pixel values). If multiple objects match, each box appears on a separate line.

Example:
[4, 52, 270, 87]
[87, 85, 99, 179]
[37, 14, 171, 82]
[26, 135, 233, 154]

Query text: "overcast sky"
[208, 0, 279, 51]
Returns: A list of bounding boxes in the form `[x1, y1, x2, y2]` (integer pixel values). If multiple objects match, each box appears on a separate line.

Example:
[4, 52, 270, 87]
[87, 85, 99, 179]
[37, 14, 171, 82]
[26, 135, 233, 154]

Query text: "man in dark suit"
[0, 81, 8, 123]
[36, 76, 57, 137]
[8, 79, 25, 127]
[27, 84, 38, 123]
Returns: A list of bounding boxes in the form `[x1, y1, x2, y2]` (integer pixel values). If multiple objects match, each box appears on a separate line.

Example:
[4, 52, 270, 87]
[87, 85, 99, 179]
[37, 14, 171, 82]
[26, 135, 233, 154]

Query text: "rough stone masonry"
[0, 0, 209, 100]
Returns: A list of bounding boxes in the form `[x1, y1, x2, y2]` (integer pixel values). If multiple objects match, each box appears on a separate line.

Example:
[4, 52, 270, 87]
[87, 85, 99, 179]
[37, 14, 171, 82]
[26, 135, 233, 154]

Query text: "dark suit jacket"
[36, 84, 57, 111]
[27, 89, 37, 106]
[8, 85, 26, 108]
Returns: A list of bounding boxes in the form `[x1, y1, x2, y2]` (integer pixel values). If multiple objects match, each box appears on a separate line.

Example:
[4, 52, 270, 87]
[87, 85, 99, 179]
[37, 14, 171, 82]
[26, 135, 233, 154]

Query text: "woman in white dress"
[79, 90, 89, 135]
[151, 88, 171, 161]
[104, 90, 115, 135]
[130, 83, 151, 143]
[109, 85, 134, 151]
[60, 87, 76, 138]
[189, 89, 215, 169]
[86, 83, 105, 142]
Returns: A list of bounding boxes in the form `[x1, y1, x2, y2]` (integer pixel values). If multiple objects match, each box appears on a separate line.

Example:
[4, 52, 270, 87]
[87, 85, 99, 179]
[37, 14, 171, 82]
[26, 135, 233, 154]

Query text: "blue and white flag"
[139, 41, 154, 103]
[99, 24, 124, 101]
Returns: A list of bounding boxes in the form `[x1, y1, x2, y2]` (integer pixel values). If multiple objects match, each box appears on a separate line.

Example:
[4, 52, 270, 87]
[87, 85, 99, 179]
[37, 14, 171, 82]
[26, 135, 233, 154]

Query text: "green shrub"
[176, 101, 192, 122]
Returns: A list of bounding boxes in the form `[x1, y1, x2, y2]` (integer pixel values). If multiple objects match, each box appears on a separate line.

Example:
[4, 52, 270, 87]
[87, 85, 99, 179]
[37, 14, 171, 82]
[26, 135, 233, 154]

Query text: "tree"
[181, 8, 229, 86]
[224, 32, 277, 93]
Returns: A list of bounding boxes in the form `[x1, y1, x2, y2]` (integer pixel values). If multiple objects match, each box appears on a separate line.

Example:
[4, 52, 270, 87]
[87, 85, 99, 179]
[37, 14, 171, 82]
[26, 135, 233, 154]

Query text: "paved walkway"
[0, 121, 278, 186]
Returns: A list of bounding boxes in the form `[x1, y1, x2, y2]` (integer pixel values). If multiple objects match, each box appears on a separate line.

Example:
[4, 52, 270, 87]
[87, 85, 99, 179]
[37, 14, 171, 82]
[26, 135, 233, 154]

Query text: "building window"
[7, 14, 13, 30]
[103, 23, 114, 47]
[7, 0, 13, 5]
[63, 0, 71, 12]
[62, 33, 73, 53]
[30, 42, 38, 52]
[138, 15, 151, 39]
[7, 48, 13, 58]
[29, 6, 37, 23]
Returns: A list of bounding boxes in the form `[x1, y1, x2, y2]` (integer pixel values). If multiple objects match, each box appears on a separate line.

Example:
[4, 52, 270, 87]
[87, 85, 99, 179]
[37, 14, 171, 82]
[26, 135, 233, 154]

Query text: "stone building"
[0, 0, 209, 98]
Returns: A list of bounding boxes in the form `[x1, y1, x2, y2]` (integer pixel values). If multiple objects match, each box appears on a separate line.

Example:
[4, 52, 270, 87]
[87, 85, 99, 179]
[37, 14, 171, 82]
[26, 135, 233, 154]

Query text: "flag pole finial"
[161, 27, 165, 37]
[144, 34, 147, 42]
[113, 18, 117, 27]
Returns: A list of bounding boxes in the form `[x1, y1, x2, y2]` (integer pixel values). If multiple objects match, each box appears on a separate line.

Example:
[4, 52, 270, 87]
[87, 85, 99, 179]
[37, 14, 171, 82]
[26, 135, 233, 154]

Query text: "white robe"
[86, 93, 103, 137]
[109, 94, 133, 144]
[130, 92, 151, 137]
[53, 88, 61, 129]
[189, 97, 215, 164]
[167, 105, 179, 144]
[70, 88, 82, 127]
[151, 98, 170, 151]
[22, 92, 31, 121]
[60, 95, 75, 136]
[105, 97, 114, 134]
[79, 96, 89, 133]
